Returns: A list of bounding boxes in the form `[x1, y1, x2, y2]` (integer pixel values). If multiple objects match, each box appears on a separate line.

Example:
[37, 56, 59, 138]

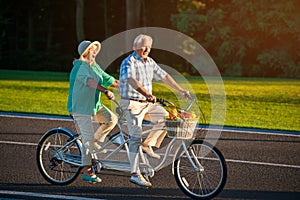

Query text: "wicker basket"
[165, 118, 198, 139]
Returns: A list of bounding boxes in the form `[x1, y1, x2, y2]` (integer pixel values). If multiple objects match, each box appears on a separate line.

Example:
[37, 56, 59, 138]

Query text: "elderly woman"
[119, 34, 189, 187]
[67, 40, 119, 183]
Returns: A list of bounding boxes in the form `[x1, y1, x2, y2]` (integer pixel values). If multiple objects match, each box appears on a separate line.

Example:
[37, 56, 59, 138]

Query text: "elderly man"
[119, 34, 189, 187]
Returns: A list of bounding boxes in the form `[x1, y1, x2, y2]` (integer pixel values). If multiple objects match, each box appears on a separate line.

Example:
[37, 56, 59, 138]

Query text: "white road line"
[1, 140, 299, 170]
[210, 128, 300, 137]
[0, 190, 106, 200]
[0, 140, 37, 146]
[225, 158, 300, 169]
[1, 112, 299, 137]
[0, 114, 73, 121]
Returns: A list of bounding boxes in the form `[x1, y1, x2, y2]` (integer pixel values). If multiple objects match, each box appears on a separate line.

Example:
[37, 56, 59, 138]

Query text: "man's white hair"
[133, 34, 153, 50]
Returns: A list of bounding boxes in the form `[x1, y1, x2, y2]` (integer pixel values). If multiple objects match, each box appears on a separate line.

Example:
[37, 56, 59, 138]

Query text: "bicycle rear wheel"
[174, 140, 227, 199]
[36, 128, 82, 185]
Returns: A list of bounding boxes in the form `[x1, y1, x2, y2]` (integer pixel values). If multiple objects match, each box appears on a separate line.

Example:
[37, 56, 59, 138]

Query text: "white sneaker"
[141, 145, 160, 159]
[93, 143, 107, 154]
[130, 174, 152, 188]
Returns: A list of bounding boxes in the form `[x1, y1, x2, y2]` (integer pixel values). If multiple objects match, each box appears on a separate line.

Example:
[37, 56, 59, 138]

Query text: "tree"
[75, 0, 85, 42]
[171, 0, 300, 77]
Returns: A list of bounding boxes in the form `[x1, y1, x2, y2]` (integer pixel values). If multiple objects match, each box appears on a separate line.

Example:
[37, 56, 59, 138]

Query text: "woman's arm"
[86, 78, 114, 100]
[110, 79, 120, 88]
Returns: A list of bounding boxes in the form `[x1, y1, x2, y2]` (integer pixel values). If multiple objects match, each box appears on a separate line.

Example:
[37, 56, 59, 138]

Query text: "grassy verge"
[0, 70, 299, 131]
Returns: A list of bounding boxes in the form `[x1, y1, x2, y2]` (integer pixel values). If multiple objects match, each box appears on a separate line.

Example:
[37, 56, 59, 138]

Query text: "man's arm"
[162, 74, 190, 98]
[127, 78, 155, 101]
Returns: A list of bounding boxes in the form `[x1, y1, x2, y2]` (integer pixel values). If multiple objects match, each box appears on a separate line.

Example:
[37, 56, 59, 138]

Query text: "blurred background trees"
[0, 0, 299, 78]
[171, 0, 300, 77]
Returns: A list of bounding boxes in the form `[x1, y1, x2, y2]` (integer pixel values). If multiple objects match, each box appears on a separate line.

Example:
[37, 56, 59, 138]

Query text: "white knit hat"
[77, 40, 101, 56]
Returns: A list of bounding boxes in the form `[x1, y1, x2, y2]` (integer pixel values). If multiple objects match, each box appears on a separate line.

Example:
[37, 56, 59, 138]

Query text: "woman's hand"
[111, 79, 120, 88]
[105, 90, 115, 100]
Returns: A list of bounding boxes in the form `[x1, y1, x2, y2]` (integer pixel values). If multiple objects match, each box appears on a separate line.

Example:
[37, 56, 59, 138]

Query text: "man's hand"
[146, 94, 156, 103]
[180, 90, 191, 99]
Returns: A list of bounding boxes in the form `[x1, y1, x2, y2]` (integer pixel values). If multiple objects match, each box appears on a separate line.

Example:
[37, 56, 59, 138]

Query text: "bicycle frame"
[95, 97, 201, 174]
[55, 134, 82, 167]
[55, 96, 201, 177]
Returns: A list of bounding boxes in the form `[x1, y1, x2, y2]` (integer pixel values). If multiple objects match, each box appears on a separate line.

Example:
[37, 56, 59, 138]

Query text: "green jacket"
[67, 60, 115, 115]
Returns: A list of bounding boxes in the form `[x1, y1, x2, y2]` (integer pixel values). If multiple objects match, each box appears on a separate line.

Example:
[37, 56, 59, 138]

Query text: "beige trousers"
[72, 106, 117, 166]
[120, 99, 168, 174]
[93, 106, 118, 143]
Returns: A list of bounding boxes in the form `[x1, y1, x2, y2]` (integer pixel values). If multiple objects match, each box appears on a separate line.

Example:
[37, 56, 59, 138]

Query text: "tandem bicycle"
[36, 95, 227, 199]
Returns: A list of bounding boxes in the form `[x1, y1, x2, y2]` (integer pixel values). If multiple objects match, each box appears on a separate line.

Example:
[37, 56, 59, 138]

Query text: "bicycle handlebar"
[156, 94, 194, 112]
[112, 94, 195, 116]
[185, 94, 195, 111]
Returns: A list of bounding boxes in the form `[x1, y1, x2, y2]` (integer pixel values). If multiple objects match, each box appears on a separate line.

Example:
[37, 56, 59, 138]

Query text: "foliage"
[256, 50, 300, 78]
[171, 0, 300, 78]
[0, 0, 299, 77]
[0, 0, 78, 71]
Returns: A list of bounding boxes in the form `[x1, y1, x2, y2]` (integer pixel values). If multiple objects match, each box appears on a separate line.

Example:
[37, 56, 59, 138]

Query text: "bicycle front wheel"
[36, 128, 82, 185]
[174, 140, 227, 199]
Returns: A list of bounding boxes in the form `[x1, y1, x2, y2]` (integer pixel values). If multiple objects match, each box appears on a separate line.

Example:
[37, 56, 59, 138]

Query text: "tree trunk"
[46, 12, 53, 50]
[75, 0, 85, 42]
[27, 10, 34, 52]
[126, 0, 141, 29]
[103, 0, 109, 38]
[125, 0, 142, 50]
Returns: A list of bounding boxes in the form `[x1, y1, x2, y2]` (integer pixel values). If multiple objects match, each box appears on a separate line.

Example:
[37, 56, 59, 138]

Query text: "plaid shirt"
[120, 52, 167, 100]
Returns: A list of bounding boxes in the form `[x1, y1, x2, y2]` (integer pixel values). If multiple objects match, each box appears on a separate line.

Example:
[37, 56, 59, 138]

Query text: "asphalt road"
[0, 114, 299, 200]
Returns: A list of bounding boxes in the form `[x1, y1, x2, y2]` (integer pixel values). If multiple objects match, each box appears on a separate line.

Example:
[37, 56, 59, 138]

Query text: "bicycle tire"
[36, 128, 82, 185]
[174, 140, 227, 199]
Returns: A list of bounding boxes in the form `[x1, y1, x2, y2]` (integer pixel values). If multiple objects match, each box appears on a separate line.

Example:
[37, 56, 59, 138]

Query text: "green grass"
[0, 70, 299, 132]
[222, 78, 300, 131]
